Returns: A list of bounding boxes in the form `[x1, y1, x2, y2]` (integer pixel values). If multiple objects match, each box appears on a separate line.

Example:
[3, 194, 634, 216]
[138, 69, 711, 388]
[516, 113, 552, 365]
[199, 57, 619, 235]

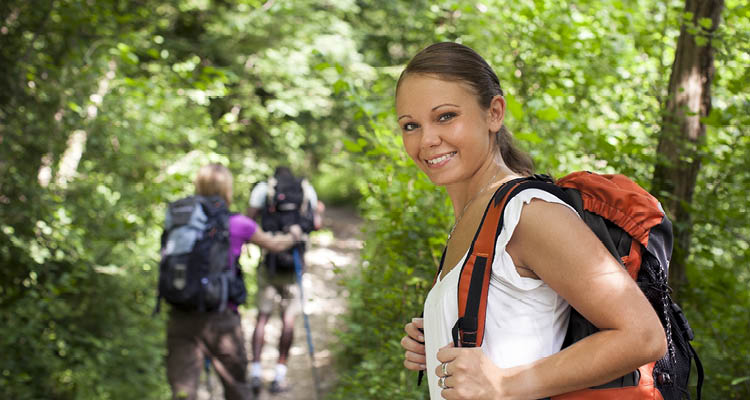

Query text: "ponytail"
[496, 126, 534, 176]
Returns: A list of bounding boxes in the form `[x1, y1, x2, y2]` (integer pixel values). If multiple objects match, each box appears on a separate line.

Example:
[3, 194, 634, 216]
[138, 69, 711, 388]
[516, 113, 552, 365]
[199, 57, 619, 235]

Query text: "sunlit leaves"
[1, 0, 748, 398]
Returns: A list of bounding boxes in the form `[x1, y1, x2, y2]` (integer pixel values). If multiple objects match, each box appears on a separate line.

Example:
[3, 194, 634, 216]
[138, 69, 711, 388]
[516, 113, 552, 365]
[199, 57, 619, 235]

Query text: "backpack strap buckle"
[452, 317, 478, 347]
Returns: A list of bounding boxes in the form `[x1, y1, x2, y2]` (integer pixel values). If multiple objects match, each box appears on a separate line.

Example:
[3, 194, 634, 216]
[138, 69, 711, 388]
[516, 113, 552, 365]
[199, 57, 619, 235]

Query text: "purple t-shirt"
[227, 214, 257, 311]
[229, 214, 257, 266]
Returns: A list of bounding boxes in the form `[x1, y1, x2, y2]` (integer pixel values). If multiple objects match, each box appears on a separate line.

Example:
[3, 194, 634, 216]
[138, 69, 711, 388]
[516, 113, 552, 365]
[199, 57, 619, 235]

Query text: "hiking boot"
[250, 376, 263, 396]
[269, 379, 290, 394]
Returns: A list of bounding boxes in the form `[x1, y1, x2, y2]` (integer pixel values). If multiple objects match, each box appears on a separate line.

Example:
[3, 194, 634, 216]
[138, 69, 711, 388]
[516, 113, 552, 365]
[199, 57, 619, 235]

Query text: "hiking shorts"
[166, 308, 250, 400]
[256, 266, 301, 317]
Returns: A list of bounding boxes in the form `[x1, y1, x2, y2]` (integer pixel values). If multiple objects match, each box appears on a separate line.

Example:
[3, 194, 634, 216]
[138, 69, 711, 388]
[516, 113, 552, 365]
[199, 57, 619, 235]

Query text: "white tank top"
[423, 189, 576, 399]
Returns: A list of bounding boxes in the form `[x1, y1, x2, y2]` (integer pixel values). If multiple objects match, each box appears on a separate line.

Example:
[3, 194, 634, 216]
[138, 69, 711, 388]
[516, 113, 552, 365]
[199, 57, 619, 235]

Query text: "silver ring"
[441, 361, 449, 376]
[438, 375, 449, 389]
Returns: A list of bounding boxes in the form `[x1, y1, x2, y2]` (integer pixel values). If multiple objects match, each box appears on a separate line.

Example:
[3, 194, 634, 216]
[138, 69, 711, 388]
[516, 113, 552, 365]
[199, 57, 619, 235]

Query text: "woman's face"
[396, 74, 503, 187]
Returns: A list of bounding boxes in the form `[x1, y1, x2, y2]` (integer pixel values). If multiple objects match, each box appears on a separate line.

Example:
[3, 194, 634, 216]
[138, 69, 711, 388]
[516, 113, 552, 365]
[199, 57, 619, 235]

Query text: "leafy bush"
[327, 111, 451, 399]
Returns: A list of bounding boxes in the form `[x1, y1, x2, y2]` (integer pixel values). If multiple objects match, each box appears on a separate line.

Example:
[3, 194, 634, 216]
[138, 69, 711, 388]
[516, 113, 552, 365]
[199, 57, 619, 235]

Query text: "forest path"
[198, 206, 363, 400]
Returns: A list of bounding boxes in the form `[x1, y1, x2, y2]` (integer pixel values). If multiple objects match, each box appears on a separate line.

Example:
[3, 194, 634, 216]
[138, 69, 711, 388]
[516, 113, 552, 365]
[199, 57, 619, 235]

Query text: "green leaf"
[67, 102, 82, 114]
[698, 18, 713, 29]
[547, 88, 564, 97]
[505, 94, 524, 120]
[314, 62, 330, 71]
[343, 138, 363, 152]
[514, 132, 543, 144]
[700, 108, 722, 126]
[333, 79, 350, 94]
[537, 107, 560, 121]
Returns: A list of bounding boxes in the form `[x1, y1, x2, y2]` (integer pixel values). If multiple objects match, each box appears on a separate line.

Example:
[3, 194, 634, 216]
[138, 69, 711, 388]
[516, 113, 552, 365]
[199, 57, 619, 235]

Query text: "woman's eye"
[438, 112, 456, 122]
[402, 122, 419, 131]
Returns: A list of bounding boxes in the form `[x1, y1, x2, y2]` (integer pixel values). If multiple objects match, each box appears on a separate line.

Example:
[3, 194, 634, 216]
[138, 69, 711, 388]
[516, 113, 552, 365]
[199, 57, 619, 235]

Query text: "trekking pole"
[293, 247, 321, 400]
[204, 356, 213, 399]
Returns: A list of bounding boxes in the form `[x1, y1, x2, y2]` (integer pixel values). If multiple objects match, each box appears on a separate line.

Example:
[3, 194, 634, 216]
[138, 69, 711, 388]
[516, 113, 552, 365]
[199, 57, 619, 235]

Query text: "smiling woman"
[396, 42, 667, 400]
[397, 74, 499, 190]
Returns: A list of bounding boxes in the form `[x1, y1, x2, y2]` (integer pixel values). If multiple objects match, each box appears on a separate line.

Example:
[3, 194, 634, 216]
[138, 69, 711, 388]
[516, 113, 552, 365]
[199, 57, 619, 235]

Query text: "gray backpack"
[156, 196, 246, 313]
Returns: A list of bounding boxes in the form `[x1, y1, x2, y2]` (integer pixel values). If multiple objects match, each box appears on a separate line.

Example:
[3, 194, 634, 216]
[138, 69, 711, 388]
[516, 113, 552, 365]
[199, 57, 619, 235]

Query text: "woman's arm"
[437, 200, 666, 400]
[249, 225, 302, 253]
[504, 200, 666, 398]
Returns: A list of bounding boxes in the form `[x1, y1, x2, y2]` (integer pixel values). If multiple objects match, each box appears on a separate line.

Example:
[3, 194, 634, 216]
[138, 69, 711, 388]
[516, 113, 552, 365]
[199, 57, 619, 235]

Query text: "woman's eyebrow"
[398, 103, 459, 121]
[432, 103, 459, 111]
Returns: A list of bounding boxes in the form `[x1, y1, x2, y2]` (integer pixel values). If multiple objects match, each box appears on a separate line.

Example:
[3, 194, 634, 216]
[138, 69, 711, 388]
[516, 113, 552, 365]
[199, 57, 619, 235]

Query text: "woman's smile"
[396, 74, 498, 188]
[425, 151, 457, 167]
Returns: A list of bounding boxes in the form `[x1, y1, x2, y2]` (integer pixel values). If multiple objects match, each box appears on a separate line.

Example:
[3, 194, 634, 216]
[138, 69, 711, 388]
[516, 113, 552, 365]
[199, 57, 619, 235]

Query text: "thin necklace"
[448, 169, 502, 239]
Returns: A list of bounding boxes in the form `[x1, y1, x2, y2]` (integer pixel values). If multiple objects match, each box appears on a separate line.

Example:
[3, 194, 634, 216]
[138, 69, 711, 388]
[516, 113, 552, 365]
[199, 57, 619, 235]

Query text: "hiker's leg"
[251, 311, 270, 362]
[277, 280, 301, 365]
[277, 307, 295, 364]
[166, 310, 204, 400]
[253, 265, 278, 363]
[204, 310, 250, 400]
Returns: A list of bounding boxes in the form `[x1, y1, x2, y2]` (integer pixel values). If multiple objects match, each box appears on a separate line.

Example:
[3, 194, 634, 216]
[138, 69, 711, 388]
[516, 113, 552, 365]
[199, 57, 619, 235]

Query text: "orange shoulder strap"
[452, 176, 567, 347]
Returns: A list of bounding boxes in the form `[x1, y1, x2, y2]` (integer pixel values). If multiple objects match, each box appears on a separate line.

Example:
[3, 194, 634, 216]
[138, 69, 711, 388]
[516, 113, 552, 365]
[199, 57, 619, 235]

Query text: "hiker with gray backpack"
[157, 163, 304, 400]
[246, 166, 320, 395]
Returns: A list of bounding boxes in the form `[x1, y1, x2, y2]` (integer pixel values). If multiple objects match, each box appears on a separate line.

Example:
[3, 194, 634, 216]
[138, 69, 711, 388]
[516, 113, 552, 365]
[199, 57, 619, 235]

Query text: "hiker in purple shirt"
[166, 163, 302, 400]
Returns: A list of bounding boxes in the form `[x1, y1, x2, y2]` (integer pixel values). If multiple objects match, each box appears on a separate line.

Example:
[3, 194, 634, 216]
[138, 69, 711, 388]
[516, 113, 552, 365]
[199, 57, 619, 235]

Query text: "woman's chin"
[416, 163, 456, 186]
[422, 173, 451, 187]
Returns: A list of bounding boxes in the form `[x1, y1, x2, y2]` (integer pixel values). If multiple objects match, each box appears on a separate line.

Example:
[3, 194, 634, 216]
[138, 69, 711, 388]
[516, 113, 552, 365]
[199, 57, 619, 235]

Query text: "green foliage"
[1, 0, 748, 398]
[677, 1, 750, 396]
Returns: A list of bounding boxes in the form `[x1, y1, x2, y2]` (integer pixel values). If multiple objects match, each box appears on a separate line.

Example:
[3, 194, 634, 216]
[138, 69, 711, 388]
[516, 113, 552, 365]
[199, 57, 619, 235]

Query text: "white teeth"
[427, 152, 456, 165]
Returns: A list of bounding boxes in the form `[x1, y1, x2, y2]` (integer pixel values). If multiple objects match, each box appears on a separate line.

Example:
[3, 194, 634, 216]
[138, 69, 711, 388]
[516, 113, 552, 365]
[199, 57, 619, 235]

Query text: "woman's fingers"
[435, 358, 452, 377]
[404, 318, 425, 342]
[404, 349, 427, 370]
[403, 333, 426, 370]
[439, 375, 459, 399]
[401, 318, 427, 371]
[435, 347, 501, 399]
[404, 359, 425, 371]
[436, 342, 457, 363]
[405, 349, 427, 364]
[401, 334, 425, 354]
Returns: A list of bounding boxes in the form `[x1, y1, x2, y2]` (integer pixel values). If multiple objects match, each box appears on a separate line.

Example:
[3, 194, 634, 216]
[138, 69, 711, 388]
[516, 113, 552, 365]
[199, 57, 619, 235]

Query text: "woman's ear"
[487, 95, 506, 133]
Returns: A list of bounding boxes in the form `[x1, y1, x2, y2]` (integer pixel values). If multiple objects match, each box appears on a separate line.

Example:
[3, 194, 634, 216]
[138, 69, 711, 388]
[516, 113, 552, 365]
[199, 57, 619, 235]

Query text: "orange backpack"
[422, 172, 703, 399]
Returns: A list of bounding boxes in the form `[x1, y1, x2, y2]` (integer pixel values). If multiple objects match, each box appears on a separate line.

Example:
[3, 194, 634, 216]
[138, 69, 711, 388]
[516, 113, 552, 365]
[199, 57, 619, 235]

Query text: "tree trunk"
[42, 60, 116, 188]
[652, 0, 724, 297]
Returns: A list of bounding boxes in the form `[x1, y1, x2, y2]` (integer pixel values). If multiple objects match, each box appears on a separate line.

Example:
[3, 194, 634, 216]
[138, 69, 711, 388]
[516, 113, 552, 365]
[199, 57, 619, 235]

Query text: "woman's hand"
[288, 224, 303, 241]
[401, 318, 426, 371]
[435, 343, 505, 400]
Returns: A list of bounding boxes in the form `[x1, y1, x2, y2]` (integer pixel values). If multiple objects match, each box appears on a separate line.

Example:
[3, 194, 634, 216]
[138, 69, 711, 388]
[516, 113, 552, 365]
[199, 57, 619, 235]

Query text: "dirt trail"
[198, 206, 363, 400]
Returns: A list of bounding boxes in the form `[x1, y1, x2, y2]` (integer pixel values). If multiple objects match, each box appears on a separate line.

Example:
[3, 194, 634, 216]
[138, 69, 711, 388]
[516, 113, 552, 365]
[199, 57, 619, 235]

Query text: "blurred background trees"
[1, 0, 747, 398]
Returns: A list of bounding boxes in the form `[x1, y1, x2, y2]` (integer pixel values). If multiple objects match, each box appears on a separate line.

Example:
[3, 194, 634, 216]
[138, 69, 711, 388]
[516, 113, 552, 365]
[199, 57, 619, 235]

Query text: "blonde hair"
[194, 163, 233, 205]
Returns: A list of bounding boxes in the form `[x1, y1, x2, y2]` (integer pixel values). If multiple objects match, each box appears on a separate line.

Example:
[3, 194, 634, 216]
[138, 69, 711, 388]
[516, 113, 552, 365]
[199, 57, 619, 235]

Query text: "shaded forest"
[1, 0, 748, 399]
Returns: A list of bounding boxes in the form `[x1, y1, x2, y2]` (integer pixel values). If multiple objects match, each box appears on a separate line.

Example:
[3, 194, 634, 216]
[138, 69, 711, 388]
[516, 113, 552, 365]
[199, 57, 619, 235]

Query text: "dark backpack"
[156, 195, 246, 313]
[422, 172, 703, 399]
[259, 174, 316, 274]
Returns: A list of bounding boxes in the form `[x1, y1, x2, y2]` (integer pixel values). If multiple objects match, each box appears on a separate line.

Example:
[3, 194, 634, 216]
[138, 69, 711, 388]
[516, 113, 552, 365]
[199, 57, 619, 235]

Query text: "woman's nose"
[421, 125, 441, 148]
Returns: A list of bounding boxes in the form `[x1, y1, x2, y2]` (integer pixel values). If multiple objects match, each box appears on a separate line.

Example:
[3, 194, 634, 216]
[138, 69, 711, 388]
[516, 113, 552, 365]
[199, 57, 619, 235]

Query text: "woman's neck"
[445, 161, 517, 218]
